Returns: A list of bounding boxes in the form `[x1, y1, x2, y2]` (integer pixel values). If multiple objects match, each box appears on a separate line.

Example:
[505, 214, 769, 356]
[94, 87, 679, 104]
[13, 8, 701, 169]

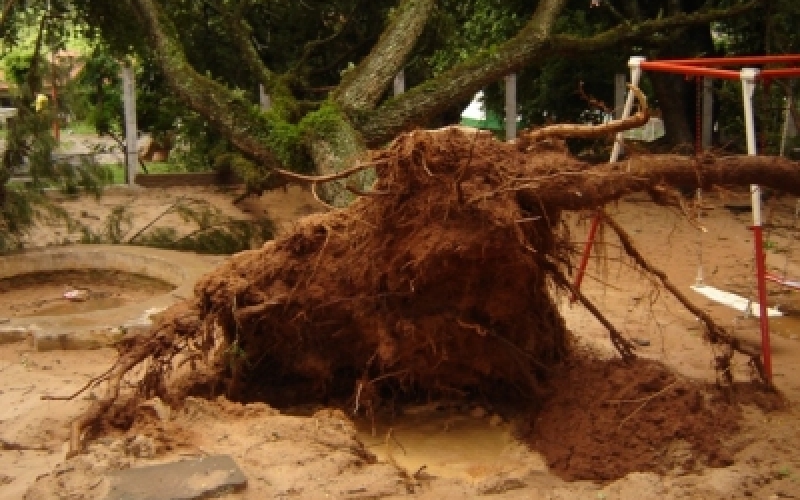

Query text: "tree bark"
[332, 0, 435, 111]
[310, 118, 371, 206]
[649, 73, 695, 149]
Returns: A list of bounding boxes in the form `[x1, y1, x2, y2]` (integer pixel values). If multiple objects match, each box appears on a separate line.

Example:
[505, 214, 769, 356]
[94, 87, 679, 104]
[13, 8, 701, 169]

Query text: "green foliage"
[2, 48, 41, 85]
[423, 0, 526, 76]
[133, 199, 275, 254]
[71, 44, 123, 136]
[141, 219, 274, 255]
[298, 101, 348, 142]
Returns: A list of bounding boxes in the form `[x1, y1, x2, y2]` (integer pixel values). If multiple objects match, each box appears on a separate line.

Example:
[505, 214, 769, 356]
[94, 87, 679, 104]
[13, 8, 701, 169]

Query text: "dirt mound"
[527, 357, 740, 481]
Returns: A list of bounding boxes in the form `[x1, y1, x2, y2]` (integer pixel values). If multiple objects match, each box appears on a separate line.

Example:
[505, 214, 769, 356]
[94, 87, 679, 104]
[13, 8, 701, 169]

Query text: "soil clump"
[527, 356, 742, 481]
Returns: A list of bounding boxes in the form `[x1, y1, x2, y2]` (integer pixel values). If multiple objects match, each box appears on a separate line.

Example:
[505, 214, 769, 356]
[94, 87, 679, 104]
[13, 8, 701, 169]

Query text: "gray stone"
[106, 454, 246, 500]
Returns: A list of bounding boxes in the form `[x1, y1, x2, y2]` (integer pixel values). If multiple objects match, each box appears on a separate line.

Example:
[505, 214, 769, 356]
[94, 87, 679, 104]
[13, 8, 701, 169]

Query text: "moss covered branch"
[127, 0, 297, 171]
[332, 0, 435, 110]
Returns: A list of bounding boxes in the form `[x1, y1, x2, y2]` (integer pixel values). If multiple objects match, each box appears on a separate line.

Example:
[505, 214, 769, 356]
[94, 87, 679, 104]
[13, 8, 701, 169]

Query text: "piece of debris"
[63, 288, 90, 302]
[106, 454, 246, 500]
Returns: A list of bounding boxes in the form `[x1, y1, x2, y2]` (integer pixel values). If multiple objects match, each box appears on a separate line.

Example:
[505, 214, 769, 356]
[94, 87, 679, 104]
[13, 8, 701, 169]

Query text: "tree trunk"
[309, 118, 371, 206]
[650, 73, 695, 150]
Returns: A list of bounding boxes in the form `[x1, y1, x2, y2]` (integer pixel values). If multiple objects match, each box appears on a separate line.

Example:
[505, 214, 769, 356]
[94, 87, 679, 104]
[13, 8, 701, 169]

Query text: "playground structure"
[573, 55, 800, 383]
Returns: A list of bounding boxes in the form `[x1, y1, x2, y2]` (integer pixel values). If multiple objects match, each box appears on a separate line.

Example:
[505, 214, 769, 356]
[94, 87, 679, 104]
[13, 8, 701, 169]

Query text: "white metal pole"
[259, 84, 272, 111]
[122, 63, 138, 186]
[393, 71, 405, 95]
[610, 56, 645, 163]
[505, 73, 517, 141]
[614, 73, 627, 119]
[741, 68, 761, 223]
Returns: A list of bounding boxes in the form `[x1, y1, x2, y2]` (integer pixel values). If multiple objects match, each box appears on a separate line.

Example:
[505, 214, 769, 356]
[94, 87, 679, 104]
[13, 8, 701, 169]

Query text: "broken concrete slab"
[106, 454, 246, 500]
[33, 329, 123, 351]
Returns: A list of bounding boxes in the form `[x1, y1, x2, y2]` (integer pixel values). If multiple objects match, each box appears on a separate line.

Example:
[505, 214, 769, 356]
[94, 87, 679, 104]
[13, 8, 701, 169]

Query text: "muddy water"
[0, 270, 173, 317]
[356, 407, 543, 480]
[764, 289, 800, 339]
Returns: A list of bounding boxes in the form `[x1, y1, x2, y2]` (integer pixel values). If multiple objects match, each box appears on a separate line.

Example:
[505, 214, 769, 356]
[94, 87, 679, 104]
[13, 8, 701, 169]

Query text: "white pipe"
[610, 56, 645, 163]
[393, 71, 405, 96]
[121, 64, 138, 186]
[505, 73, 517, 141]
[259, 84, 272, 111]
[740, 67, 760, 225]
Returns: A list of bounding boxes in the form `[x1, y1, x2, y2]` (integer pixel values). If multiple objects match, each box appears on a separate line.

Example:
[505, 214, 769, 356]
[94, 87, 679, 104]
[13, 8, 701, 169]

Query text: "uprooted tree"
[62, 106, 800, 455]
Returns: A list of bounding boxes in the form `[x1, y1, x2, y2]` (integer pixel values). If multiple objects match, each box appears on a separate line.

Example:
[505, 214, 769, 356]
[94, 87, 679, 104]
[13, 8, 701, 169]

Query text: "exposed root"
[601, 211, 770, 385]
[552, 269, 636, 361]
[519, 85, 648, 146]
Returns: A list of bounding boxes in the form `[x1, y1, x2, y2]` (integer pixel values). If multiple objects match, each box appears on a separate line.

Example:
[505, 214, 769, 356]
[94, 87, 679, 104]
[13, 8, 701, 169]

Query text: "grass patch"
[107, 161, 185, 184]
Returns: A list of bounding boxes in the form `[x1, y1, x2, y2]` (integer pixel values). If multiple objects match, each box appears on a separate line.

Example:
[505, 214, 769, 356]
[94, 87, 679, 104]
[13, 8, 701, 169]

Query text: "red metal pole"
[760, 68, 800, 79]
[659, 55, 800, 66]
[639, 62, 742, 80]
[750, 224, 773, 382]
[571, 212, 602, 301]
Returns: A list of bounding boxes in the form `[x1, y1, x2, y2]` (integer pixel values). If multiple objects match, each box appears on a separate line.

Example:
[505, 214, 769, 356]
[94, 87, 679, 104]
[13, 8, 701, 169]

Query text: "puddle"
[356, 407, 544, 481]
[0, 269, 174, 318]
[765, 290, 800, 339]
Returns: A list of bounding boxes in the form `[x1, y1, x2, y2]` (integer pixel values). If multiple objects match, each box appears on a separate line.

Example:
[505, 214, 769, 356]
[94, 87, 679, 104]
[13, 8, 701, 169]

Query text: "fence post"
[505, 74, 517, 141]
[122, 63, 138, 186]
[394, 71, 405, 95]
[259, 84, 272, 111]
[614, 73, 627, 119]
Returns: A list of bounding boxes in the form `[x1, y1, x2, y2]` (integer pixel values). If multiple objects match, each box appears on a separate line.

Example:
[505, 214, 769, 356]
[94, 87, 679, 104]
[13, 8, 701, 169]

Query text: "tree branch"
[0, 0, 16, 31]
[210, 1, 272, 85]
[358, 0, 758, 146]
[332, 0, 435, 110]
[126, 0, 288, 171]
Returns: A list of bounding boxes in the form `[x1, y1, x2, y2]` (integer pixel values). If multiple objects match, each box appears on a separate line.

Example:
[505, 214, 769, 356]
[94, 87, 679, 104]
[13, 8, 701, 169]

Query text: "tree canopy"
[0, 0, 785, 206]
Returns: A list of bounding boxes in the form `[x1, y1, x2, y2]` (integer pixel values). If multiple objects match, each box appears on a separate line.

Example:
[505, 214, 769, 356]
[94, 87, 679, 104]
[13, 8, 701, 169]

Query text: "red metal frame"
[572, 55, 800, 384]
[751, 225, 773, 381]
[639, 60, 800, 81]
[656, 55, 800, 66]
[571, 212, 602, 302]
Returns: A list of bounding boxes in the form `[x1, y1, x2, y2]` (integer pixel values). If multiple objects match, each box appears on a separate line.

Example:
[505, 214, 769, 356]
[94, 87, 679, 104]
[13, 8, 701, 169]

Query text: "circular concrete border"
[0, 245, 221, 350]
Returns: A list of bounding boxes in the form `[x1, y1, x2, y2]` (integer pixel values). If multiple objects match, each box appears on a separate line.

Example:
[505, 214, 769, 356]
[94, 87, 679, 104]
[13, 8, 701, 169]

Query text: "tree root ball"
[136, 126, 583, 409]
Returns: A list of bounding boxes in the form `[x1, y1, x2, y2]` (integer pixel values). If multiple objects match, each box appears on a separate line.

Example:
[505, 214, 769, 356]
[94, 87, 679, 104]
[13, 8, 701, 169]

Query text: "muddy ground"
[2, 183, 800, 499]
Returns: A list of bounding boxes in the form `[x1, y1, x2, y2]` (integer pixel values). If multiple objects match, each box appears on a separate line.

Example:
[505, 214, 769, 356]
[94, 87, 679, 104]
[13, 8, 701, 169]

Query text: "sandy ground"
[2, 183, 800, 499]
